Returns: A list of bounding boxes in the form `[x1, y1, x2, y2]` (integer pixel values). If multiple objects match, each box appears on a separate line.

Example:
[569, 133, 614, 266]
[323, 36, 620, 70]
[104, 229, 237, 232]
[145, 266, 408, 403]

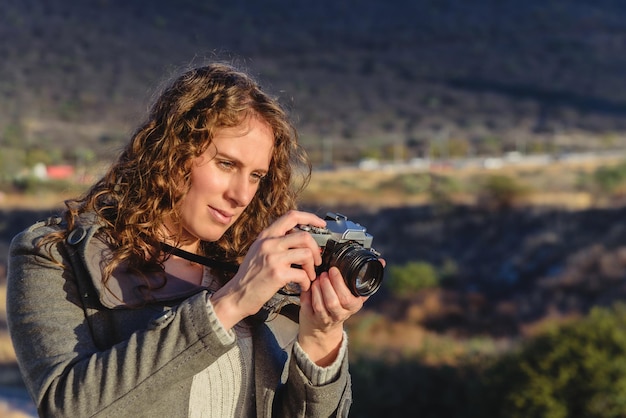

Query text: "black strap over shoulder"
[160, 242, 239, 273]
[161, 242, 301, 323]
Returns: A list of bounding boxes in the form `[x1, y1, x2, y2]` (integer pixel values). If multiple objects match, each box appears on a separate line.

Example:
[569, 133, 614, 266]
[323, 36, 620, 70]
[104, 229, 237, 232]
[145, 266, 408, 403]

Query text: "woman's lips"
[209, 206, 233, 225]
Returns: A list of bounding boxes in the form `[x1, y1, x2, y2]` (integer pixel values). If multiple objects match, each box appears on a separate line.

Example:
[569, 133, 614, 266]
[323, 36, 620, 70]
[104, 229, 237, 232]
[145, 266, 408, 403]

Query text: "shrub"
[379, 173, 431, 195]
[482, 303, 626, 418]
[349, 304, 626, 418]
[591, 160, 626, 197]
[386, 261, 440, 297]
[478, 174, 529, 210]
[12, 176, 80, 195]
[428, 174, 461, 214]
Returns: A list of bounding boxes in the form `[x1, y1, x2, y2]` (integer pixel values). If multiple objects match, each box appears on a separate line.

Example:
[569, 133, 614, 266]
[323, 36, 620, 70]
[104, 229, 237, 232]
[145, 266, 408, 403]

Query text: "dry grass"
[0, 192, 68, 210]
[300, 157, 613, 210]
[1, 155, 620, 211]
[346, 308, 504, 365]
[0, 333, 16, 364]
[0, 285, 6, 320]
[0, 285, 16, 364]
[302, 168, 432, 208]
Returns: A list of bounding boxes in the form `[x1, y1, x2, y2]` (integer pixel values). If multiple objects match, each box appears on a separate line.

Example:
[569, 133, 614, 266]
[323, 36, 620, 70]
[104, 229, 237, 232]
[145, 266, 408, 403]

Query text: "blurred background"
[3, 0, 626, 416]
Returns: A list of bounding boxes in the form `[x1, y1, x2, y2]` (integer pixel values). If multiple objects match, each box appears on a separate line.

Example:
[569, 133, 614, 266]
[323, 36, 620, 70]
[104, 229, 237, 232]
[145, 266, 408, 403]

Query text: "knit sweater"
[189, 268, 346, 417]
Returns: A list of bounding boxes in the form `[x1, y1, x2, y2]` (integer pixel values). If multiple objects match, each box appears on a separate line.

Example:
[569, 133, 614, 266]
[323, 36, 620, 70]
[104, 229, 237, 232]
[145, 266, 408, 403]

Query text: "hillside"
[3, 0, 626, 165]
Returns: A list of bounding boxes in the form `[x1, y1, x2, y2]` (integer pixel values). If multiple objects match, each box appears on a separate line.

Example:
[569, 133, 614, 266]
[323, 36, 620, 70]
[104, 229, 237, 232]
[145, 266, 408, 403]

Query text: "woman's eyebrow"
[215, 150, 269, 173]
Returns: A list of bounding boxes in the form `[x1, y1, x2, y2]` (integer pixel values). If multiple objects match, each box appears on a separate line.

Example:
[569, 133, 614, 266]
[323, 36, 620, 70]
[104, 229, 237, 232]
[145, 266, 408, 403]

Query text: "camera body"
[298, 212, 384, 297]
[300, 212, 375, 250]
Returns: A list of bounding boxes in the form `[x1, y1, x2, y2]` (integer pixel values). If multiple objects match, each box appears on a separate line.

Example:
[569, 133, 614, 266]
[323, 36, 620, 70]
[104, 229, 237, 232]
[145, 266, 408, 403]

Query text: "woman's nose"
[226, 175, 255, 207]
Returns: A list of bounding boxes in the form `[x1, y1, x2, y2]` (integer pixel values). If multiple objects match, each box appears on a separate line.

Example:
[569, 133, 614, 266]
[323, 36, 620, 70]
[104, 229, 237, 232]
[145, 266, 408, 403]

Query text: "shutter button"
[67, 227, 87, 245]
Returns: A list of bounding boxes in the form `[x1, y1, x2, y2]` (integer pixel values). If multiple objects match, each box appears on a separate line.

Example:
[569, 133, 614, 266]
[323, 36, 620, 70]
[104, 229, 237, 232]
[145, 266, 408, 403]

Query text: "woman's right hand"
[209, 210, 326, 330]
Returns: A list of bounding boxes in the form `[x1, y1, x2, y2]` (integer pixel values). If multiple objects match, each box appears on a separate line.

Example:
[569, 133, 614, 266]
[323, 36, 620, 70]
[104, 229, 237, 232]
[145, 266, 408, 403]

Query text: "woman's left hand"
[297, 266, 367, 367]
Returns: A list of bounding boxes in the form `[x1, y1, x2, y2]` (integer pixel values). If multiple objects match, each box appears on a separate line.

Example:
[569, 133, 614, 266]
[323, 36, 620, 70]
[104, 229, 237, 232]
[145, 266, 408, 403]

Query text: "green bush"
[483, 303, 626, 418]
[591, 161, 626, 195]
[12, 176, 80, 195]
[428, 174, 462, 214]
[478, 174, 529, 210]
[439, 257, 459, 285]
[349, 304, 626, 418]
[386, 261, 440, 297]
[379, 173, 431, 194]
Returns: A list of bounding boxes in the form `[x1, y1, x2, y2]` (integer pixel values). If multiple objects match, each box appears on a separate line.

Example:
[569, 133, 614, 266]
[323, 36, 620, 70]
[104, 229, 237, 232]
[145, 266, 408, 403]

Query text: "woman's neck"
[159, 220, 201, 254]
[162, 253, 204, 285]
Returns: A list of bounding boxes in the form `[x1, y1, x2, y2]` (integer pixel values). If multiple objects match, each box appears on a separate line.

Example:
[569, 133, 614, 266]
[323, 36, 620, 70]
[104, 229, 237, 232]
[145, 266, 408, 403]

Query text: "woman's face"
[174, 115, 274, 246]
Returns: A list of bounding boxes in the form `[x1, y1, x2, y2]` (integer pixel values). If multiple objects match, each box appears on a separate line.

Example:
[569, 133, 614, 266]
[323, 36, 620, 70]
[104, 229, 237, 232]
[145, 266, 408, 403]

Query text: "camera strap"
[160, 242, 239, 273]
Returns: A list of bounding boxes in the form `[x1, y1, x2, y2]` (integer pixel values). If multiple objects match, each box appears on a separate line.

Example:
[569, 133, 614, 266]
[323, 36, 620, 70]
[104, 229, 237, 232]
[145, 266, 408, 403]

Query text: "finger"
[280, 265, 313, 293]
[263, 234, 320, 279]
[327, 267, 367, 309]
[327, 267, 352, 302]
[260, 243, 317, 283]
[318, 271, 344, 318]
[299, 284, 312, 307]
[286, 248, 317, 281]
[257, 233, 321, 271]
[260, 210, 325, 238]
[309, 273, 330, 319]
[279, 231, 323, 266]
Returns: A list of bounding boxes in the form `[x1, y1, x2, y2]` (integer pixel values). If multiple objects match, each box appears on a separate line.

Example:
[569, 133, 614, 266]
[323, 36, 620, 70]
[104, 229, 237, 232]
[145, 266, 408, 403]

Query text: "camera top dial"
[297, 224, 329, 234]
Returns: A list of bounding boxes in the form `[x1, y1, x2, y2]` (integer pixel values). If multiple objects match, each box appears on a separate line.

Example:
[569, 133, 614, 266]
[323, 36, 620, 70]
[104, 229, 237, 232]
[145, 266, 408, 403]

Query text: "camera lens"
[354, 261, 383, 294]
[331, 242, 384, 297]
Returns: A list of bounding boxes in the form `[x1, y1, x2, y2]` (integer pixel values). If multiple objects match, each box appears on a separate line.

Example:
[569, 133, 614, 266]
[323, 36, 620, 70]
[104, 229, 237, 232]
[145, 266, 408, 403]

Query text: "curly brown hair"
[45, 62, 310, 283]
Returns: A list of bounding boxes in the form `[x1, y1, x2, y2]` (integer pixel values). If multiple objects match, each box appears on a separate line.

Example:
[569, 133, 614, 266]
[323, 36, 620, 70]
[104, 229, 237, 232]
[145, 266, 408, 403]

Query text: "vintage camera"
[298, 212, 384, 297]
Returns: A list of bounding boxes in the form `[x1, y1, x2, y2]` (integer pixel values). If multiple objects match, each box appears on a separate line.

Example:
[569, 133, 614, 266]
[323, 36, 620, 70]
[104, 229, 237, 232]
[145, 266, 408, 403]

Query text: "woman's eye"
[218, 160, 234, 170]
[251, 172, 265, 183]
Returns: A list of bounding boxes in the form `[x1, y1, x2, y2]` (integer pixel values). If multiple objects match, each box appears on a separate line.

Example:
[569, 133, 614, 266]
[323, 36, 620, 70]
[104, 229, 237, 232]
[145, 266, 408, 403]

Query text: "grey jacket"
[7, 215, 352, 417]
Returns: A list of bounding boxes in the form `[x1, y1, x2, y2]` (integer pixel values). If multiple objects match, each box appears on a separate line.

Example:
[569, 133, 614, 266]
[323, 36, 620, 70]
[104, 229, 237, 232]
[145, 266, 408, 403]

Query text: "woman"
[7, 63, 366, 417]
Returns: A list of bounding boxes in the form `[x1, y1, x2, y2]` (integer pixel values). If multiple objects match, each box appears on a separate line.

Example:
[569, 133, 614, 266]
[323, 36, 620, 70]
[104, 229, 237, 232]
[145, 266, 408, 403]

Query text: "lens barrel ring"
[323, 241, 384, 297]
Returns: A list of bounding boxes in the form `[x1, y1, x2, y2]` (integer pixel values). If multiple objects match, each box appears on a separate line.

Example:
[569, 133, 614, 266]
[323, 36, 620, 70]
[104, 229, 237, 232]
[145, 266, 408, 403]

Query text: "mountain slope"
[3, 0, 626, 161]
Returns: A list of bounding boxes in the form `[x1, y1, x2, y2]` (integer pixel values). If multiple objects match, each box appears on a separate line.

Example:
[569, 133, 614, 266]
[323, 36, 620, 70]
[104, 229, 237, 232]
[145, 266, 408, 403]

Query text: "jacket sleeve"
[6, 225, 235, 418]
[257, 310, 353, 417]
[280, 341, 353, 417]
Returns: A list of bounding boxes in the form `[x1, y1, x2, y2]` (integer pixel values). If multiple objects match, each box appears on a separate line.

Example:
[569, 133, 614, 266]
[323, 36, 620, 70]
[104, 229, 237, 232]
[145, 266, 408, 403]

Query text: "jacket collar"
[66, 213, 210, 308]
